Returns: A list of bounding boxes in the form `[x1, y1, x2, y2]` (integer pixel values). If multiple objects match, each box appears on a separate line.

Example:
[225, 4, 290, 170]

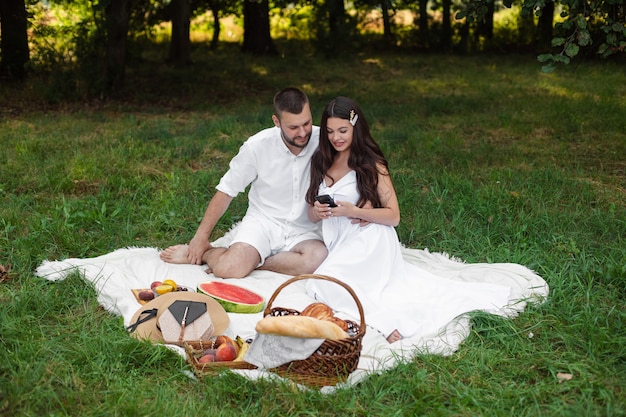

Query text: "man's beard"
[281, 128, 310, 149]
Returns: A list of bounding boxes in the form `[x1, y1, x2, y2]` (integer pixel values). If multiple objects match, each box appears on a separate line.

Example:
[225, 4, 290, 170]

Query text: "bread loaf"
[300, 302, 333, 320]
[255, 315, 349, 340]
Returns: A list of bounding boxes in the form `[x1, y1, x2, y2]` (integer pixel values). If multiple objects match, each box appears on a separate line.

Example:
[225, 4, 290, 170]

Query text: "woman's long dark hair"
[306, 97, 389, 208]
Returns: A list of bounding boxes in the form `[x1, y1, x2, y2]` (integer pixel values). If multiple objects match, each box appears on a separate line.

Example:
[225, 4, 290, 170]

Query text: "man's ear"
[272, 114, 280, 127]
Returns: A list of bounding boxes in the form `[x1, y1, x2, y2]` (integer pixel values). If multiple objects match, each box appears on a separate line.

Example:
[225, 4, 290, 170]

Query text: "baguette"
[255, 315, 350, 340]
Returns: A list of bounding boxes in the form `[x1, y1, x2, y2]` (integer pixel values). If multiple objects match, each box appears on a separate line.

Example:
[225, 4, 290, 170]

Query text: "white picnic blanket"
[35, 235, 548, 391]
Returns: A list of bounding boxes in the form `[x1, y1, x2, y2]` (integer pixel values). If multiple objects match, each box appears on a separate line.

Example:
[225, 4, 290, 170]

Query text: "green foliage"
[528, 0, 625, 71]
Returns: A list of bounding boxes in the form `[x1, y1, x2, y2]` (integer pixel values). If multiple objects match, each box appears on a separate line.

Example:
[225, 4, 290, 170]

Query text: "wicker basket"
[184, 340, 257, 377]
[263, 274, 366, 387]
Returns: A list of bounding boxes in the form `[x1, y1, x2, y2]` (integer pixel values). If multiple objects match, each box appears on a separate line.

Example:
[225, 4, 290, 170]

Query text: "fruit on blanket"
[163, 279, 177, 291]
[198, 354, 215, 363]
[216, 341, 238, 361]
[197, 281, 265, 313]
[198, 348, 217, 363]
[155, 284, 174, 295]
[213, 335, 233, 348]
[233, 337, 249, 362]
[138, 290, 155, 301]
[150, 281, 162, 290]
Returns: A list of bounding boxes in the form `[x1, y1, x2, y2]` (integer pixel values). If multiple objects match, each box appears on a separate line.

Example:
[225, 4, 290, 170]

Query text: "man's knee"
[211, 245, 260, 278]
[301, 241, 328, 273]
[212, 264, 250, 279]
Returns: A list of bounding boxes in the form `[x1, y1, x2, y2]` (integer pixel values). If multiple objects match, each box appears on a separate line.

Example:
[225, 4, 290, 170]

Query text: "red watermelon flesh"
[197, 281, 265, 314]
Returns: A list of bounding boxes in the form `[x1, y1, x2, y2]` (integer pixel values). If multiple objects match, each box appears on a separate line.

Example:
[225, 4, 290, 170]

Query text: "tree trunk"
[242, 0, 276, 54]
[441, 0, 452, 50]
[169, 0, 192, 64]
[477, 0, 495, 41]
[0, 0, 30, 79]
[381, 0, 392, 41]
[104, 0, 131, 93]
[537, 1, 554, 52]
[207, 0, 221, 50]
[418, 0, 428, 44]
[326, 0, 346, 35]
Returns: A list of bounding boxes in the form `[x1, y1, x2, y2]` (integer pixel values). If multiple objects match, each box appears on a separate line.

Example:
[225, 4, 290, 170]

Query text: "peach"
[198, 353, 215, 364]
[198, 348, 217, 364]
[215, 342, 238, 362]
[138, 290, 155, 301]
[213, 335, 233, 348]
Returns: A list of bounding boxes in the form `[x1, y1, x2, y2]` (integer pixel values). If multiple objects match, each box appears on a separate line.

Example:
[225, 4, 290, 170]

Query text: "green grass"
[1, 45, 625, 416]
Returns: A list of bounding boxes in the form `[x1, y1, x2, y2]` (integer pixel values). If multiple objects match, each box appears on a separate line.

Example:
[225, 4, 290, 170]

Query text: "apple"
[150, 281, 162, 290]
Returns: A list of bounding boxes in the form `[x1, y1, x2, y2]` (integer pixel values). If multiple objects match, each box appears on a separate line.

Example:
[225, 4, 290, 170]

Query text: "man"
[160, 87, 328, 278]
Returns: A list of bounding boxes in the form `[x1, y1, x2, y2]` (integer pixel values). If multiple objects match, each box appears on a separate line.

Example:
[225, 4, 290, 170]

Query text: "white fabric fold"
[244, 334, 325, 369]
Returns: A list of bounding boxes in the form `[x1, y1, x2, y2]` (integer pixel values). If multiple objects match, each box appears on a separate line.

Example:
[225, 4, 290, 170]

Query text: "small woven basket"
[263, 274, 366, 387]
[184, 340, 257, 377]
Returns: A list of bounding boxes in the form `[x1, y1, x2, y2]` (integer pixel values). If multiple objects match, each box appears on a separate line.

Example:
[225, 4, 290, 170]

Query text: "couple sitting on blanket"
[161, 88, 408, 343]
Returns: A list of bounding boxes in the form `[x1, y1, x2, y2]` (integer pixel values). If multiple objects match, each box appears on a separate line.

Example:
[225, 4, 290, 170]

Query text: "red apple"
[150, 281, 162, 290]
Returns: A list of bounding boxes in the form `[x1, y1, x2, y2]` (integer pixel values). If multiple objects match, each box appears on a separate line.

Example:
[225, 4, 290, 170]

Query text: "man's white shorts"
[228, 213, 322, 265]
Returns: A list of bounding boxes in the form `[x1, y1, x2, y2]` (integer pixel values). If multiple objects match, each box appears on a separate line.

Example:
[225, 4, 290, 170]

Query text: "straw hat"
[128, 291, 229, 343]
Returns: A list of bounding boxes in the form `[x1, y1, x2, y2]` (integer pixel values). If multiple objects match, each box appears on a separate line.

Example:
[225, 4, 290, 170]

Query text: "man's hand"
[350, 200, 372, 226]
[187, 235, 212, 265]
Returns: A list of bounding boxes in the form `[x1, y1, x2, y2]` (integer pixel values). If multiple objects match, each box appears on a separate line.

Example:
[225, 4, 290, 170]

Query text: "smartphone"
[315, 194, 338, 207]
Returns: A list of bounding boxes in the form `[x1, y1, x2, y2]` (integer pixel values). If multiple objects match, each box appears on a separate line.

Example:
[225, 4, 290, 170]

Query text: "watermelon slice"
[197, 281, 265, 314]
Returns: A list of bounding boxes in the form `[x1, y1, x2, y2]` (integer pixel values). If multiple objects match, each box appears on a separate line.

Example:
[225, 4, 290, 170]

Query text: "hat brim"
[129, 291, 229, 343]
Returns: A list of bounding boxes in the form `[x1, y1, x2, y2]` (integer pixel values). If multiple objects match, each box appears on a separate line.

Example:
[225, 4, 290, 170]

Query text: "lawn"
[1, 45, 625, 416]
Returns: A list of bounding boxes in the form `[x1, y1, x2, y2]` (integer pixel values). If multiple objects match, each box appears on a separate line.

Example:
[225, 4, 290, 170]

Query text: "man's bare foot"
[386, 329, 402, 344]
[160, 244, 191, 264]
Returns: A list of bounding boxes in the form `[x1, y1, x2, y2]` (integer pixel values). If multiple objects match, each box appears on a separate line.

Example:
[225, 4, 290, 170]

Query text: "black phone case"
[315, 194, 337, 207]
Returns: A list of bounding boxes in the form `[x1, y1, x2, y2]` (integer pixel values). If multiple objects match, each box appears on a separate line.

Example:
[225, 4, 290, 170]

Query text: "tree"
[168, 0, 193, 63]
[441, 0, 452, 50]
[418, 0, 429, 44]
[206, 0, 221, 49]
[537, 0, 554, 52]
[241, 0, 276, 54]
[104, 0, 132, 92]
[0, 0, 30, 79]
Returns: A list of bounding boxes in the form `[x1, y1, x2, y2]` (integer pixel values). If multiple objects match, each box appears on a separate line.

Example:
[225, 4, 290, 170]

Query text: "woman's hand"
[309, 201, 332, 222]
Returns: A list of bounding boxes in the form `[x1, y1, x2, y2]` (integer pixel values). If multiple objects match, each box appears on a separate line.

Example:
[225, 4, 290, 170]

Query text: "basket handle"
[263, 274, 366, 332]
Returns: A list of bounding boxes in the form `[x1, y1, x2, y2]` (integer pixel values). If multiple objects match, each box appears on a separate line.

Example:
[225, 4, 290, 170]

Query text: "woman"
[305, 97, 512, 343]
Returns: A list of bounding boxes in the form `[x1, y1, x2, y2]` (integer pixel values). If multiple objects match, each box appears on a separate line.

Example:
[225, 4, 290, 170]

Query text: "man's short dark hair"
[274, 87, 309, 116]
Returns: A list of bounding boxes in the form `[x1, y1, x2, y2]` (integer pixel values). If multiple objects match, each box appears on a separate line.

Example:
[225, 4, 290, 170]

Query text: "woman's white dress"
[307, 171, 513, 339]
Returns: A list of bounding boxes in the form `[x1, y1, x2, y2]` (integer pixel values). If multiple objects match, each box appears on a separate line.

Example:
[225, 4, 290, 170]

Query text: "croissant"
[300, 302, 333, 320]
[325, 316, 349, 332]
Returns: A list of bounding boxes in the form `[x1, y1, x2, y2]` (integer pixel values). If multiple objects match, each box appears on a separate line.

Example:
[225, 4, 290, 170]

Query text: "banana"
[234, 340, 249, 362]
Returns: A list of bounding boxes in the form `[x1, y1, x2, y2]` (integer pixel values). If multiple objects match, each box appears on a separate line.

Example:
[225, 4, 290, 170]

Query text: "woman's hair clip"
[349, 110, 358, 126]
